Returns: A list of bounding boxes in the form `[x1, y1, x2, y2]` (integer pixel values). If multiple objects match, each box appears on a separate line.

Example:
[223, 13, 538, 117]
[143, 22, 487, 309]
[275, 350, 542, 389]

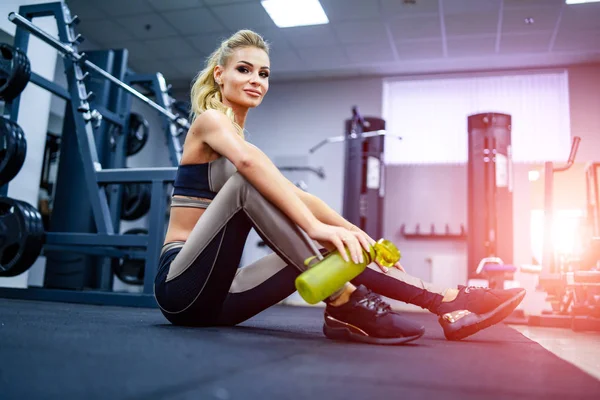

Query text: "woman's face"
[215, 46, 270, 110]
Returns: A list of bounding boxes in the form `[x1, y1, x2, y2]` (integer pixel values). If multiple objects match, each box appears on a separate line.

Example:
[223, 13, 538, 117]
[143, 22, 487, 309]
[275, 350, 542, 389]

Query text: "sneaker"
[437, 286, 526, 341]
[323, 285, 425, 345]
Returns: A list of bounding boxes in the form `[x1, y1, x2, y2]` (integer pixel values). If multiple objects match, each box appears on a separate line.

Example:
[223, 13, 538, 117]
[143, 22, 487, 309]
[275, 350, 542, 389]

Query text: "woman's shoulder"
[193, 109, 233, 131]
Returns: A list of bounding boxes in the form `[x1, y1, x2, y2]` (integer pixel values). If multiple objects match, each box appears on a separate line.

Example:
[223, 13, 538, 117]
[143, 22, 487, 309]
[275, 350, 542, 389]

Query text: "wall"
[569, 65, 600, 162]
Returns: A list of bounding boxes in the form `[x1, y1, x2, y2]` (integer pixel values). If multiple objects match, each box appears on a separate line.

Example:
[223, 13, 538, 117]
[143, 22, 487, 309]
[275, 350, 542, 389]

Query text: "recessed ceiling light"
[524, 17, 535, 24]
[261, 0, 329, 28]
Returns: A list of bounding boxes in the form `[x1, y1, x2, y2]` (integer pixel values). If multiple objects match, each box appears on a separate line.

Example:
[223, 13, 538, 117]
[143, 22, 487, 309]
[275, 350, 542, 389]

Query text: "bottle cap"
[374, 239, 401, 267]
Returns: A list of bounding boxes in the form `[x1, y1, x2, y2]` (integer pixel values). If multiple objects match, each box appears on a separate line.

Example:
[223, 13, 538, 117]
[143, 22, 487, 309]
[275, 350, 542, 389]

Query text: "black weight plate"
[0, 117, 27, 187]
[0, 118, 18, 180]
[18, 200, 44, 240]
[0, 197, 43, 277]
[113, 228, 147, 285]
[126, 113, 149, 156]
[121, 183, 151, 221]
[0, 43, 31, 102]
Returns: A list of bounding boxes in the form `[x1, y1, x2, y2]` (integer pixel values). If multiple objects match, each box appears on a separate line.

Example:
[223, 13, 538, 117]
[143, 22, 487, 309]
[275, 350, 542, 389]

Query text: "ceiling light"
[566, 0, 600, 4]
[261, 0, 329, 28]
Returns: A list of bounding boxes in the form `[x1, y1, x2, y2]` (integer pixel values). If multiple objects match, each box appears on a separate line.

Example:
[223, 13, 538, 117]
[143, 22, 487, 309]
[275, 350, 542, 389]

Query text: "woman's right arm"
[194, 110, 363, 263]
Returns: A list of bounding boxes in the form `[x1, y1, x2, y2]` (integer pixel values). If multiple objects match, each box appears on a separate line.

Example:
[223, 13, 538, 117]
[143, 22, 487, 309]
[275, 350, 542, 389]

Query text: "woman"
[154, 30, 525, 345]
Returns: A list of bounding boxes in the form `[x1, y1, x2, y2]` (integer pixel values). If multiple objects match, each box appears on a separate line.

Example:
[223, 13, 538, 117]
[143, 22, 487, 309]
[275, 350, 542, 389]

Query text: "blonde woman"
[154, 30, 525, 344]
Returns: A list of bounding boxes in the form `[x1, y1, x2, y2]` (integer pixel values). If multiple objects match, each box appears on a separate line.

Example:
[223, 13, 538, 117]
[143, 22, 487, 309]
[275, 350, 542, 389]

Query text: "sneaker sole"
[323, 321, 424, 345]
[439, 289, 526, 341]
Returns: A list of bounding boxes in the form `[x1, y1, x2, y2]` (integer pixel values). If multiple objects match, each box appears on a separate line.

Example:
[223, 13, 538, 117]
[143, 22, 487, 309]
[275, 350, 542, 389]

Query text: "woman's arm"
[194, 110, 370, 263]
[285, 180, 405, 272]
[197, 110, 319, 235]
[290, 183, 355, 231]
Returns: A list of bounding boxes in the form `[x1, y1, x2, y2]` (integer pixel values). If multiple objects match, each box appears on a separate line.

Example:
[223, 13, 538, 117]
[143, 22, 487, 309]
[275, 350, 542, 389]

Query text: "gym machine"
[529, 158, 600, 331]
[310, 106, 402, 240]
[0, 1, 189, 307]
[466, 113, 515, 287]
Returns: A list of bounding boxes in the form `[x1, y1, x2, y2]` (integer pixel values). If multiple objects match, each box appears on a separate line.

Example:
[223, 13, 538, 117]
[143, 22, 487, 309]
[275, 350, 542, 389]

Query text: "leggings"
[154, 172, 445, 327]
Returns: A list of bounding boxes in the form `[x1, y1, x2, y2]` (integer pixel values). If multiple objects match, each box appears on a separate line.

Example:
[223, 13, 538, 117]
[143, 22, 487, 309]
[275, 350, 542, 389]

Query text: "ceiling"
[65, 0, 600, 91]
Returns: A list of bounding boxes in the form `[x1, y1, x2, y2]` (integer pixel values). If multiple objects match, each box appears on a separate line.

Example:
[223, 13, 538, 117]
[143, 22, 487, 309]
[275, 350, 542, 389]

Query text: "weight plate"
[0, 197, 44, 277]
[121, 183, 151, 221]
[126, 113, 149, 156]
[113, 228, 147, 285]
[0, 117, 27, 187]
[0, 43, 31, 102]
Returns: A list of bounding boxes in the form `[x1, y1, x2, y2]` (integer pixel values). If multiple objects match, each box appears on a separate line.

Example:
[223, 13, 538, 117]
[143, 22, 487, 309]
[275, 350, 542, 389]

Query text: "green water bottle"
[295, 239, 401, 305]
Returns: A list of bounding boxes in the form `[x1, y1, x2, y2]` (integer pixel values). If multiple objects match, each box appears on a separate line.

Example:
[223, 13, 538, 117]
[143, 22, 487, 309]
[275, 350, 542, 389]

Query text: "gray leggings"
[154, 172, 445, 327]
[154, 172, 332, 326]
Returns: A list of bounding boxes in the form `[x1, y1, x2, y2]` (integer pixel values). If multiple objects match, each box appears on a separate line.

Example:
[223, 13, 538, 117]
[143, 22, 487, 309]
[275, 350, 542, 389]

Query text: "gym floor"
[2, 299, 599, 400]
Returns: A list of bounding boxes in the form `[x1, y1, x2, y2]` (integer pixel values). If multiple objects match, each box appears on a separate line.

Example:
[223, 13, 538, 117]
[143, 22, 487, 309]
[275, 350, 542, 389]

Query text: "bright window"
[382, 71, 571, 165]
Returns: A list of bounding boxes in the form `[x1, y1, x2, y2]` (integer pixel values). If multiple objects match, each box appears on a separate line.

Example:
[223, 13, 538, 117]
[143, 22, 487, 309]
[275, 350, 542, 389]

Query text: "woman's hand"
[307, 222, 366, 264]
[348, 225, 406, 273]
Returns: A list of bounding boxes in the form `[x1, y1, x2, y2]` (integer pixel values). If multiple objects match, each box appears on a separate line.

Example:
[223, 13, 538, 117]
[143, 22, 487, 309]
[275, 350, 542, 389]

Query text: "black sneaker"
[323, 285, 425, 345]
[437, 286, 526, 341]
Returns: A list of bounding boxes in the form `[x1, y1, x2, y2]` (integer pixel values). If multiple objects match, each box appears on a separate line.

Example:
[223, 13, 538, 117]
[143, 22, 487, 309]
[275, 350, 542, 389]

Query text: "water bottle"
[295, 239, 401, 304]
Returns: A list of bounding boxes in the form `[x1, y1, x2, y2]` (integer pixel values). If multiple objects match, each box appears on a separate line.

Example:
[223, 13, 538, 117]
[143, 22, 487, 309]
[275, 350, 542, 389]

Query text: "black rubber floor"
[1, 299, 599, 400]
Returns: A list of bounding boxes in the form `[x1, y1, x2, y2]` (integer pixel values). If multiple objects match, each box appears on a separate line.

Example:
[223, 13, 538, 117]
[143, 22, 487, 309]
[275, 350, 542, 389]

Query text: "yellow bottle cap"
[374, 239, 401, 268]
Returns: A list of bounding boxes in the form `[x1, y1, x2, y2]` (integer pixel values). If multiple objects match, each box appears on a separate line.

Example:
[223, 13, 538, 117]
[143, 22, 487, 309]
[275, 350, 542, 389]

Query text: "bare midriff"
[163, 137, 219, 246]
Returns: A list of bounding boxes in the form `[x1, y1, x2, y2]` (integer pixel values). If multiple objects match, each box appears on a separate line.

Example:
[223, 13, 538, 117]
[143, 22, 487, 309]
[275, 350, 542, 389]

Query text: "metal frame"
[541, 136, 581, 275]
[125, 73, 183, 166]
[0, 2, 182, 308]
[586, 163, 599, 237]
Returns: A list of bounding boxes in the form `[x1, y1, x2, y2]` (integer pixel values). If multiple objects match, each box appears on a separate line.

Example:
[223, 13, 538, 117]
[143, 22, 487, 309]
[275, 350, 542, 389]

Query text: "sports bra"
[171, 157, 237, 209]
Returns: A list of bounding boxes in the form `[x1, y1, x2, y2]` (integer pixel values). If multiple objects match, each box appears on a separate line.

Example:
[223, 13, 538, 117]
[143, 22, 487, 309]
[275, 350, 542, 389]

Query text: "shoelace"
[463, 285, 491, 294]
[357, 291, 391, 316]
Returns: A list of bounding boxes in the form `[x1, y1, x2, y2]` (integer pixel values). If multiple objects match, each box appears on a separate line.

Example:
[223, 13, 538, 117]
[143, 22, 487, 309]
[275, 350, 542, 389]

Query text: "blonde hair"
[190, 30, 270, 137]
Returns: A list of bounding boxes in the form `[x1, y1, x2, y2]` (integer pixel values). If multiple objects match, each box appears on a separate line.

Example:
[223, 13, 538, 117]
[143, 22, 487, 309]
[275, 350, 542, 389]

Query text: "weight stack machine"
[342, 108, 386, 241]
[467, 113, 514, 280]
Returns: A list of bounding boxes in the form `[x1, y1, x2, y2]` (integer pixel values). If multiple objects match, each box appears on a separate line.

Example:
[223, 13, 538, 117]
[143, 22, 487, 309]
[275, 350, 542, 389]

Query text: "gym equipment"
[310, 106, 402, 240]
[121, 183, 151, 221]
[541, 136, 582, 275]
[0, 117, 27, 187]
[278, 166, 325, 179]
[113, 228, 147, 286]
[0, 43, 31, 101]
[585, 162, 599, 238]
[125, 73, 184, 166]
[0, 197, 44, 277]
[172, 100, 191, 119]
[509, 137, 600, 332]
[400, 224, 467, 240]
[126, 113, 149, 156]
[0, 2, 176, 307]
[7, 13, 189, 132]
[467, 113, 514, 282]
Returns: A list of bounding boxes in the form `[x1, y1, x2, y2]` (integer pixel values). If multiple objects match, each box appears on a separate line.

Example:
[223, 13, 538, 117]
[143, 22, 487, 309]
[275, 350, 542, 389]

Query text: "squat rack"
[0, 1, 186, 307]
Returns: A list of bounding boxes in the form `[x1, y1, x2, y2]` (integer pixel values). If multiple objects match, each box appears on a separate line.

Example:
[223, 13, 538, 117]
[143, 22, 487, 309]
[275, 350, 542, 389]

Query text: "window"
[382, 71, 571, 165]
